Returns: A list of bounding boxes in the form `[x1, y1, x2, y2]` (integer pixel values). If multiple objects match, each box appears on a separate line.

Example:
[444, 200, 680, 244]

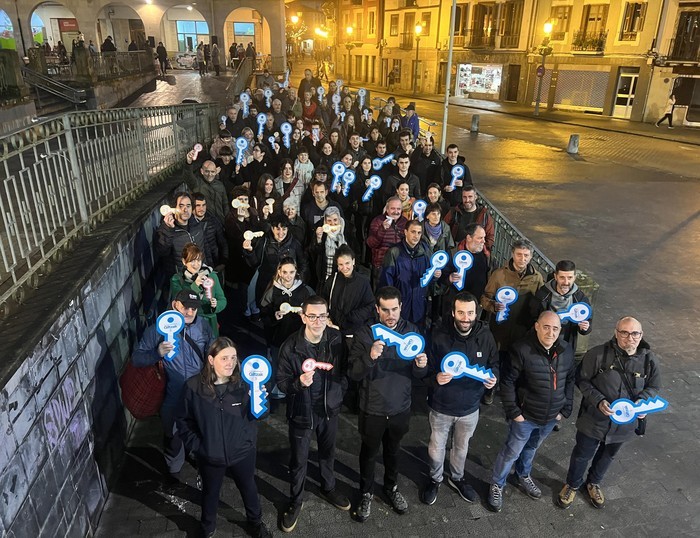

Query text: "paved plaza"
[94, 67, 700, 537]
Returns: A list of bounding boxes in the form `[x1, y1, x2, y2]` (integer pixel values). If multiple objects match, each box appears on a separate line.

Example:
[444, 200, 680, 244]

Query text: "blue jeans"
[491, 418, 558, 487]
[428, 409, 479, 482]
[566, 431, 624, 488]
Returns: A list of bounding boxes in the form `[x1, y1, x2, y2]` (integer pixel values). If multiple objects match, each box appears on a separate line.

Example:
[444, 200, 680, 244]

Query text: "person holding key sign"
[557, 317, 662, 510]
[176, 337, 273, 538]
[276, 296, 350, 532]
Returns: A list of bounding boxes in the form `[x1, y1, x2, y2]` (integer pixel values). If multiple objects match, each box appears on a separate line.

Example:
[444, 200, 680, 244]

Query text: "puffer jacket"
[379, 240, 432, 325]
[156, 218, 208, 277]
[481, 260, 544, 350]
[501, 331, 575, 425]
[427, 320, 499, 417]
[576, 338, 661, 443]
[443, 203, 494, 254]
[176, 375, 258, 466]
[276, 327, 348, 429]
[349, 318, 428, 416]
[259, 279, 314, 348]
[132, 317, 214, 409]
[321, 270, 375, 336]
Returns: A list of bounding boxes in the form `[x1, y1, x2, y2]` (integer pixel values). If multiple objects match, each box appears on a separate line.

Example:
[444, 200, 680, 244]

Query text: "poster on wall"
[455, 64, 503, 97]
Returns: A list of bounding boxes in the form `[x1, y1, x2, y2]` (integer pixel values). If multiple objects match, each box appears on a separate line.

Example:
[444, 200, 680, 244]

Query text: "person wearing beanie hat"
[401, 102, 419, 140]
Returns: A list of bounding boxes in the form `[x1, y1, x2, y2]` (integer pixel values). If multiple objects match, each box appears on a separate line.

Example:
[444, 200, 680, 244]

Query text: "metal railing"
[227, 58, 253, 103]
[90, 51, 155, 81]
[467, 30, 496, 49]
[0, 102, 220, 314]
[500, 34, 520, 49]
[20, 66, 86, 104]
[399, 32, 415, 50]
[667, 37, 700, 63]
[571, 30, 608, 52]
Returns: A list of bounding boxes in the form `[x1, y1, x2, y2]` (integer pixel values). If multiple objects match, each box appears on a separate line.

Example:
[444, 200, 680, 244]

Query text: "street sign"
[536, 65, 545, 78]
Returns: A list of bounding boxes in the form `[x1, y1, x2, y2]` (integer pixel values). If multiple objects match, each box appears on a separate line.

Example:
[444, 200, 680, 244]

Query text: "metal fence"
[0, 103, 219, 315]
[91, 51, 155, 81]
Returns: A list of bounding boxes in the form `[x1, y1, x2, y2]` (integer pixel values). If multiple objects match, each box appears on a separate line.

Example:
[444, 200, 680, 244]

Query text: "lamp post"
[534, 21, 553, 116]
[413, 23, 422, 96]
[345, 26, 354, 86]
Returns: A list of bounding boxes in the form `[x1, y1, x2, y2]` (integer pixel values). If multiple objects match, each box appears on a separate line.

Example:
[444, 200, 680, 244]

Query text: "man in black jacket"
[422, 292, 498, 506]
[277, 296, 350, 532]
[410, 136, 442, 194]
[557, 317, 661, 510]
[349, 286, 429, 522]
[487, 311, 575, 512]
[156, 192, 209, 277]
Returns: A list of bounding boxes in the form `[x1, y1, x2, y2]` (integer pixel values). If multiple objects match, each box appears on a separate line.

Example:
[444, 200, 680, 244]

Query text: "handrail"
[226, 57, 253, 102]
[0, 102, 220, 316]
[20, 66, 86, 104]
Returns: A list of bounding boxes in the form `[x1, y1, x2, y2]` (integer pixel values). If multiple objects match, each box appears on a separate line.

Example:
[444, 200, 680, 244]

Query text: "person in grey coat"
[557, 316, 662, 510]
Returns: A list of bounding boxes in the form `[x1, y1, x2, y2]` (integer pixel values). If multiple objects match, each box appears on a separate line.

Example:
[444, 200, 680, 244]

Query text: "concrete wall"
[92, 71, 158, 109]
[0, 181, 176, 536]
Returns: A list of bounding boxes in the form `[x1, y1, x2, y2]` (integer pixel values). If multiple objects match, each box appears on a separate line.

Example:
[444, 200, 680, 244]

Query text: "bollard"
[567, 134, 580, 154]
[470, 114, 480, 133]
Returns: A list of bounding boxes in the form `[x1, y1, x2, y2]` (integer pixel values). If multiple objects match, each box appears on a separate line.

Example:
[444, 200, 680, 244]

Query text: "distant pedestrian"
[655, 94, 676, 129]
[156, 41, 168, 76]
[387, 69, 396, 91]
[196, 42, 206, 76]
[212, 43, 221, 76]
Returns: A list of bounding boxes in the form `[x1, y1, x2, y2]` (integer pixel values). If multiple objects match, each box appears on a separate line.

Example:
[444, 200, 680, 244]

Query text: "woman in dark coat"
[176, 337, 272, 538]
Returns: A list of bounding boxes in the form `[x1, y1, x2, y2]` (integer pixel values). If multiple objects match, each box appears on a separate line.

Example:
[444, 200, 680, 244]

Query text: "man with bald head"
[557, 317, 661, 510]
[487, 311, 575, 512]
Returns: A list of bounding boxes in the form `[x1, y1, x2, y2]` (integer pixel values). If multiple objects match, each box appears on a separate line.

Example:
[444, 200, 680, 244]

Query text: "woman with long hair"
[170, 243, 227, 336]
[177, 337, 272, 538]
[259, 257, 314, 397]
[252, 173, 280, 221]
[396, 181, 416, 221]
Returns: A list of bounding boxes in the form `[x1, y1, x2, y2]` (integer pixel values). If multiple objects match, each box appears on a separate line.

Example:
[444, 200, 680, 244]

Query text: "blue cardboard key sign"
[371, 323, 425, 360]
[362, 175, 382, 202]
[452, 250, 474, 290]
[156, 310, 185, 361]
[558, 302, 592, 323]
[420, 250, 449, 288]
[609, 396, 668, 425]
[495, 286, 518, 324]
[241, 355, 272, 419]
[440, 351, 495, 383]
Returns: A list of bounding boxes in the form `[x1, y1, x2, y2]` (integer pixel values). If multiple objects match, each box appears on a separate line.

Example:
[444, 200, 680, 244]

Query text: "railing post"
[172, 108, 180, 158]
[61, 114, 90, 223]
[134, 110, 150, 183]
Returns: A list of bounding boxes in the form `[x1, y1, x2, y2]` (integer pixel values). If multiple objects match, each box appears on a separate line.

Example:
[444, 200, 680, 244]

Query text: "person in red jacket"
[366, 196, 407, 289]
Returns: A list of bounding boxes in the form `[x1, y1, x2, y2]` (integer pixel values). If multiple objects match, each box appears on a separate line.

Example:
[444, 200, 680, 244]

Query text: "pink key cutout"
[202, 277, 213, 299]
[302, 358, 334, 372]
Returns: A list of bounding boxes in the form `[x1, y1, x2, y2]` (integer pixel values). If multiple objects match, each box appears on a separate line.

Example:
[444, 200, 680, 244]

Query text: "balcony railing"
[667, 37, 700, 63]
[571, 30, 608, 52]
[468, 30, 496, 49]
[500, 33, 520, 49]
[399, 32, 415, 50]
[90, 52, 155, 81]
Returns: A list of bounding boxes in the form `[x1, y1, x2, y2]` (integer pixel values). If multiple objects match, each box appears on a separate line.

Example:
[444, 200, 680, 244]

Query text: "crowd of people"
[131, 71, 664, 538]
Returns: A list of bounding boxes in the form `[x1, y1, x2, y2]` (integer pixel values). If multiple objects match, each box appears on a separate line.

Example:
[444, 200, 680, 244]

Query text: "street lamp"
[413, 23, 422, 96]
[534, 21, 553, 116]
[345, 26, 355, 86]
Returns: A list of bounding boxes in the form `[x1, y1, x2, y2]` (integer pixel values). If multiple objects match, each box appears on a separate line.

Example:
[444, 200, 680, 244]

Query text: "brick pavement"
[93, 67, 700, 537]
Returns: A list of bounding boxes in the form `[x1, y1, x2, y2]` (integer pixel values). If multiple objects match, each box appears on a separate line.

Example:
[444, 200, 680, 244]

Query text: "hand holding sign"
[256, 113, 267, 137]
[317, 86, 325, 104]
[495, 286, 518, 323]
[371, 323, 425, 360]
[332, 93, 341, 114]
[373, 153, 394, 171]
[609, 397, 668, 425]
[357, 88, 367, 108]
[558, 302, 592, 323]
[441, 351, 495, 383]
[452, 250, 474, 291]
[241, 355, 272, 419]
[362, 175, 382, 202]
[420, 250, 449, 288]
[413, 200, 427, 221]
[192, 143, 203, 160]
[280, 302, 302, 314]
[243, 230, 264, 241]
[232, 198, 250, 210]
[156, 310, 185, 361]
[160, 205, 179, 217]
[263, 88, 273, 108]
[202, 277, 214, 300]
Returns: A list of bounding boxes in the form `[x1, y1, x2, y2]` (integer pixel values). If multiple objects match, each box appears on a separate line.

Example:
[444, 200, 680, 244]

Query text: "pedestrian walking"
[655, 94, 676, 128]
[212, 43, 221, 76]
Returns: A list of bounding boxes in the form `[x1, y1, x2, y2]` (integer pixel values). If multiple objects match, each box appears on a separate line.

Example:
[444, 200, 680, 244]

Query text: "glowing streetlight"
[534, 22, 553, 116]
[413, 24, 422, 95]
[291, 15, 299, 24]
[346, 26, 355, 86]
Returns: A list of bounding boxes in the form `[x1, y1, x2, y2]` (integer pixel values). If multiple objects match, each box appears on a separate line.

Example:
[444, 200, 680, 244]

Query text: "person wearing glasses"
[557, 317, 661, 510]
[276, 296, 350, 532]
[487, 311, 575, 513]
[184, 149, 229, 224]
